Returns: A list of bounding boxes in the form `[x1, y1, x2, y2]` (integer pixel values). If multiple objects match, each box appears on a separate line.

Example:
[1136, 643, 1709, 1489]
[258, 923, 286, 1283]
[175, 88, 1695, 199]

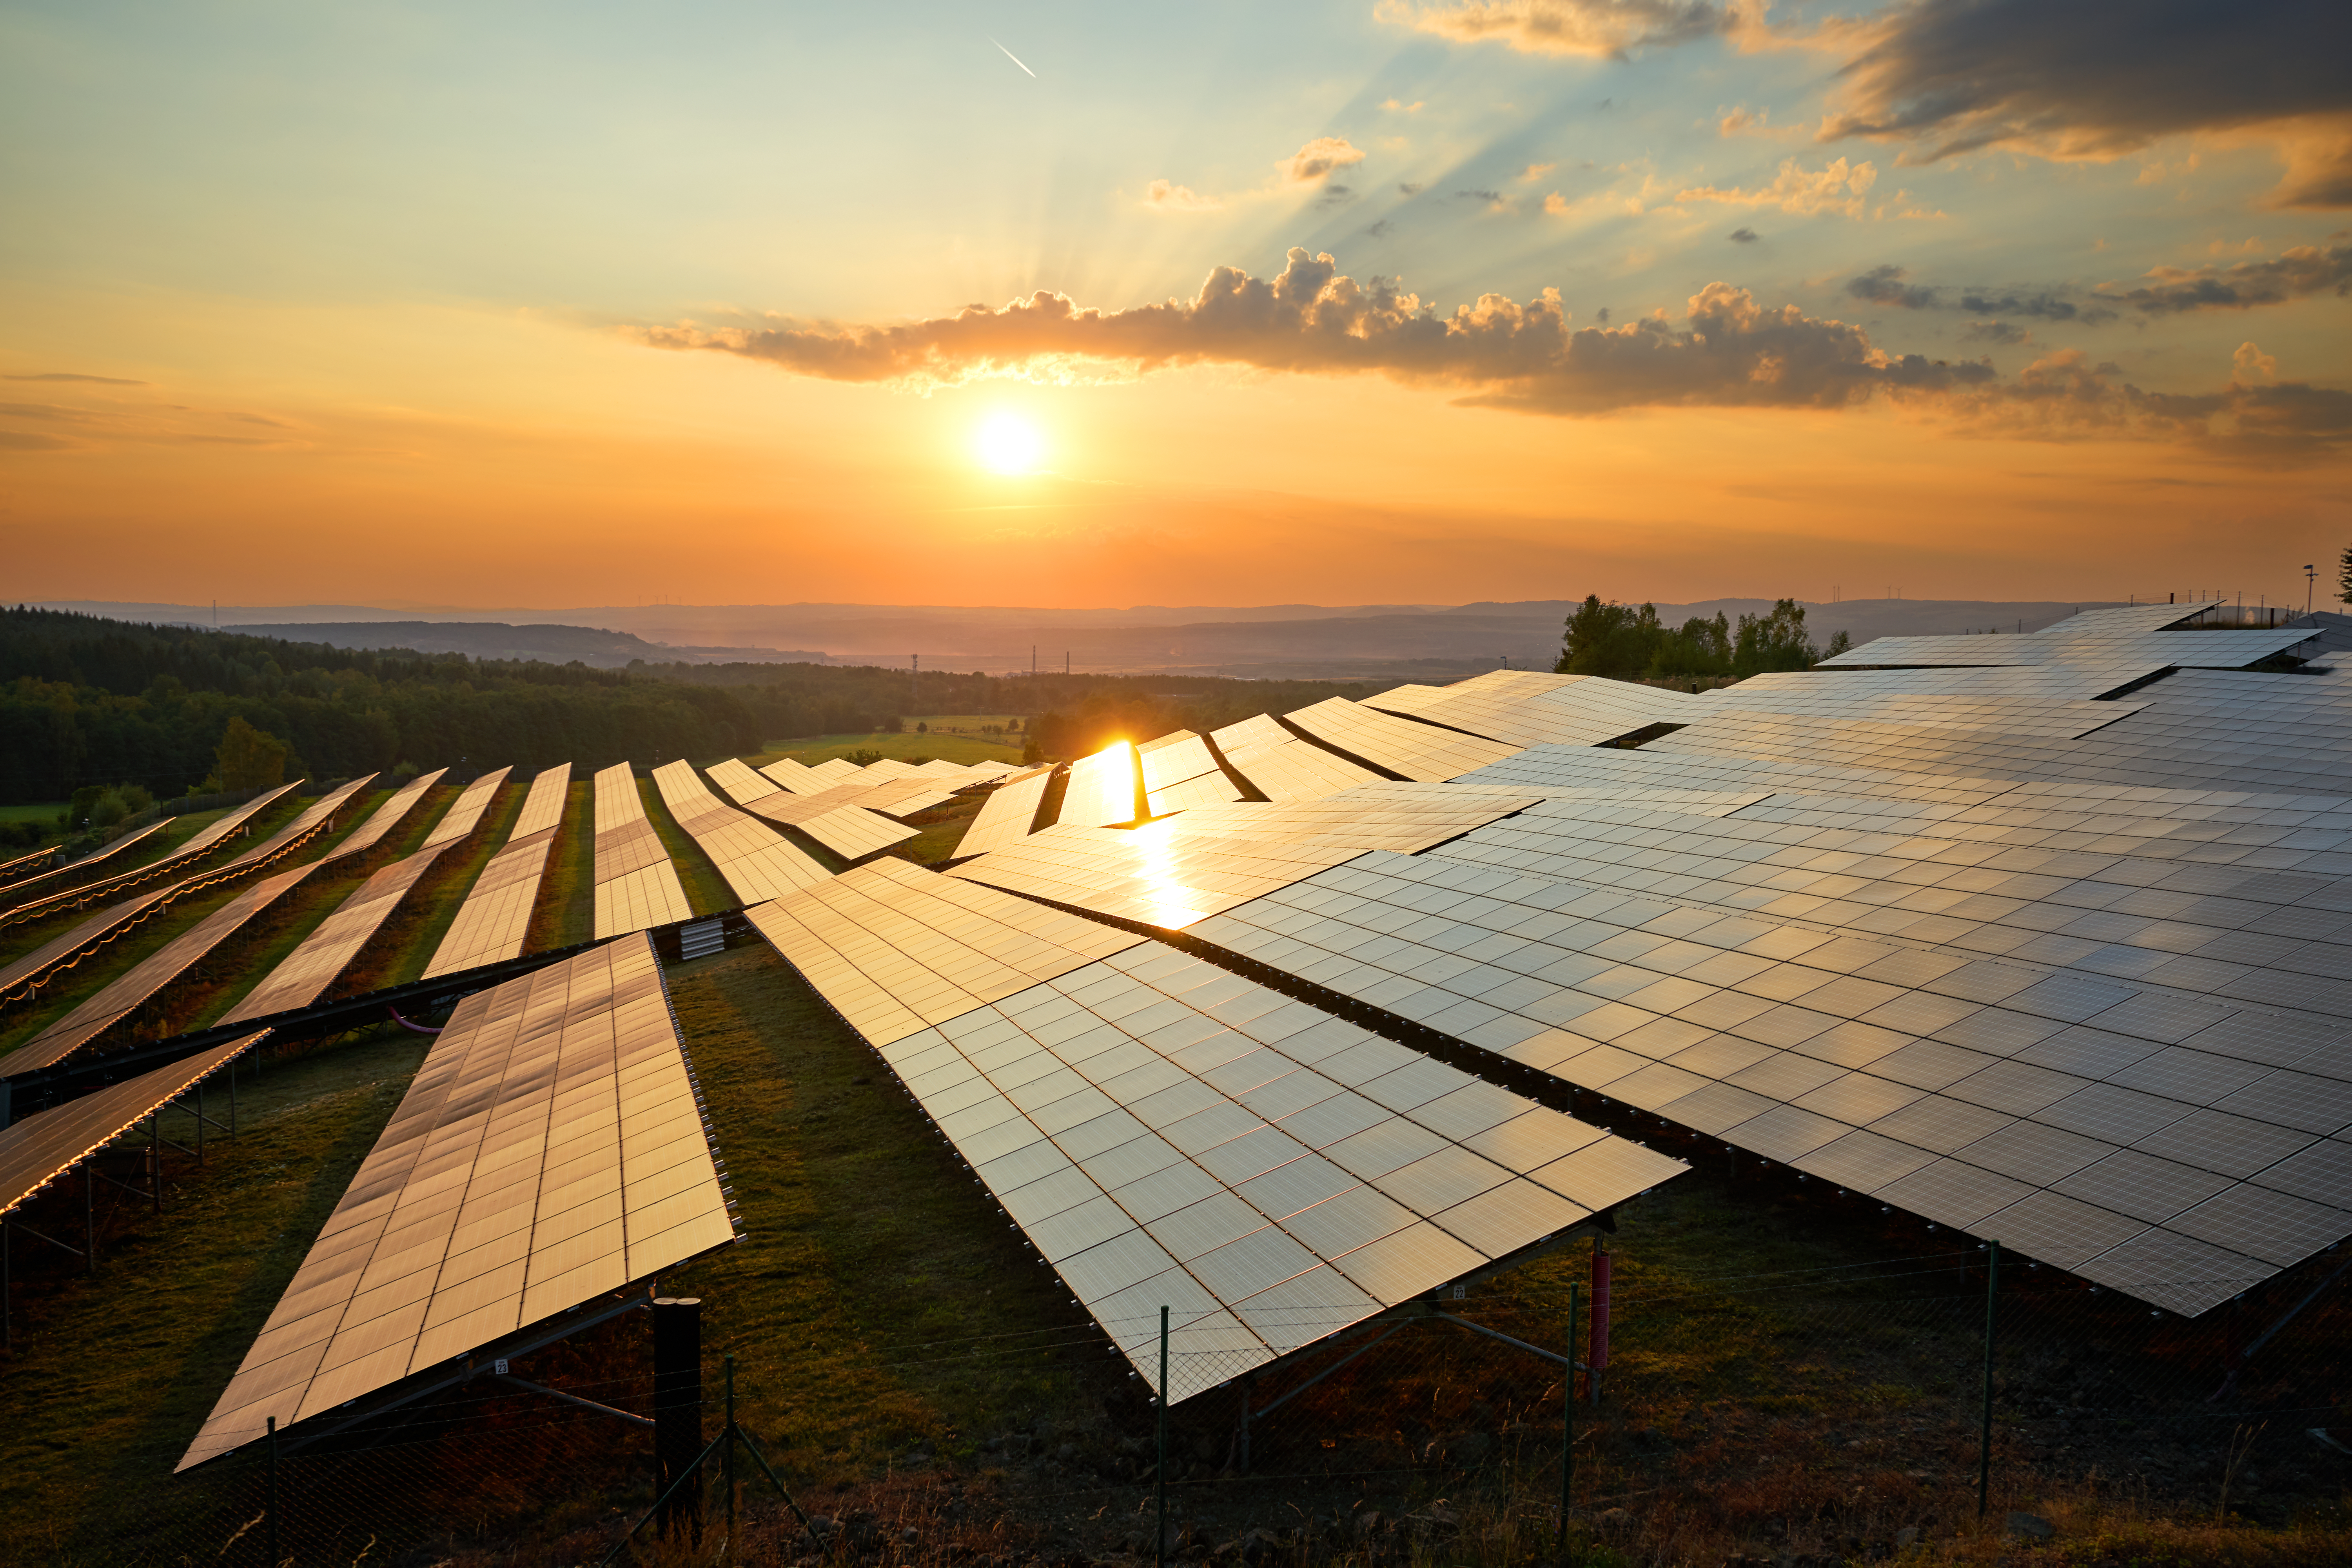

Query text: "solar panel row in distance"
[423, 764, 571, 979]
[1210, 715, 1387, 804]
[0, 774, 421, 1077]
[592, 763, 693, 938]
[1282, 699, 1524, 782]
[1370, 671, 1699, 749]
[650, 761, 833, 901]
[0, 779, 305, 927]
[952, 764, 1058, 860]
[746, 858, 1684, 1400]
[176, 933, 734, 1472]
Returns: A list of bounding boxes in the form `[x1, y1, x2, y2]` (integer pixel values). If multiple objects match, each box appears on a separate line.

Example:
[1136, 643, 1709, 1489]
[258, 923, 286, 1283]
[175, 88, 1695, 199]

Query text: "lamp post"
[2307, 564, 2318, 616]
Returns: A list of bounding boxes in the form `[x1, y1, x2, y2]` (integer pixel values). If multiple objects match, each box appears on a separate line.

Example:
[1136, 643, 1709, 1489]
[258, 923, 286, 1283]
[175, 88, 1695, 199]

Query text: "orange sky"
[2, 2, 2345, 610]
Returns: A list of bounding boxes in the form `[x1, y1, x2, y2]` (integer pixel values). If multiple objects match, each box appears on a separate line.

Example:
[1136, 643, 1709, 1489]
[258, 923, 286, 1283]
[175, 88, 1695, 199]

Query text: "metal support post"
[84, 1160, 95, 1273]
[1563, 1282, 1579, 1548]
[3, 1222, 8, 1349]
[1978, 1240, 2000, 1518]
[1588, 1240, 1610, 1405]
[267, 1416, 279, 1567]
[151, 1114, 161, 1214]
[724, 1356, 738, 1568]
[653, 1297, 705, 1537]
[196, 1079, 204, 1163]
[1156, 1304, 1169, 1568]
[1236, 1374, 1253, 1476]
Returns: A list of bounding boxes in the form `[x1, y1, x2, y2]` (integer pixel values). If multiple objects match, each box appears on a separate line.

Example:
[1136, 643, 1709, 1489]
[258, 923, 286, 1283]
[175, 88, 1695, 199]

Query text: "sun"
[973, 411, 1045, 474]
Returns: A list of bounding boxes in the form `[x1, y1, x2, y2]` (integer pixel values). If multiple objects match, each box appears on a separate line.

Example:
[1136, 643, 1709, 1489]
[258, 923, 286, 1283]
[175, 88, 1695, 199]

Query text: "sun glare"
[974, 412, 1045, 474]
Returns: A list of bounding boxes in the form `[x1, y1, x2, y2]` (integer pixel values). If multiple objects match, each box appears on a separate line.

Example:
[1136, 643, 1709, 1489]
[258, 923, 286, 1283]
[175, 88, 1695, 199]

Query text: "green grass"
[530, 780, 597, 951]
[0, 800, 65, 825]
[637, 775, 734, 916]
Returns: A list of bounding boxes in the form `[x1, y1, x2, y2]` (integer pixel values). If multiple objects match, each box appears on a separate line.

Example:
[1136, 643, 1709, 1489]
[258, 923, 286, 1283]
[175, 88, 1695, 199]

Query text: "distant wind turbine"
[989, 36, 1036, 77]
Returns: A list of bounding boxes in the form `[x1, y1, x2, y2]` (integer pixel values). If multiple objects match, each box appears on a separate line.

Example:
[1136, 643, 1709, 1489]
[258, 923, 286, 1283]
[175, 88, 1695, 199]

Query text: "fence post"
[1157, 1305, 1169, 1568]
[1978, 1240, 2000, 1519]
[1588, 1240, 1609, 1405]
[267, 1416, 279, 1568]
[654, 1297, 705, 1537]
[1563, 1281, 1580, 1552]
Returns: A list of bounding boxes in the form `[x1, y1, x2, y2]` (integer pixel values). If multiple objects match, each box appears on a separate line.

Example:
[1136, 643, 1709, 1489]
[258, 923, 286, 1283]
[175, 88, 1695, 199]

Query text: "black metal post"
[267, 1415, 279, 1567]
[654, 1296, 705, 1537]
[1563, 1281, 1580, 1549]
[1236, 1373, 1252, 1476]
[1156, 1304, 1169, 1568]
[84, 1160, 94, 1273]
[196, 1080, 204, 1163]
[3, 1221, 10, 1349]
[725, 1354, 737, 1568]
[1978, 1240, 1999, 1518]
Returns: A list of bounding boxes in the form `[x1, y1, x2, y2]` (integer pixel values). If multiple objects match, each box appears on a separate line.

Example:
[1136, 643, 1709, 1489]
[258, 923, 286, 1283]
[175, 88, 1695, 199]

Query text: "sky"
[2, 0, 2347, 612]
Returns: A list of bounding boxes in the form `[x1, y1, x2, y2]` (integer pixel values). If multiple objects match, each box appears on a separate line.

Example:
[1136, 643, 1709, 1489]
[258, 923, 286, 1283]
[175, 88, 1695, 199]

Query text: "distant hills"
[44, 597, 2132, 679]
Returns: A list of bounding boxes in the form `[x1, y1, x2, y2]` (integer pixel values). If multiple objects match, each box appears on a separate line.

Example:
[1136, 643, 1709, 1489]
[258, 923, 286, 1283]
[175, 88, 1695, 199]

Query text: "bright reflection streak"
[1130, 814, 1210, 927]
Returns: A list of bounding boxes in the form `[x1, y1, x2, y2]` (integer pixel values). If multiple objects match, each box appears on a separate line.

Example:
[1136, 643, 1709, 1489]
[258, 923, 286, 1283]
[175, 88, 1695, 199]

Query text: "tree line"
[1554, 596, 1850, 682]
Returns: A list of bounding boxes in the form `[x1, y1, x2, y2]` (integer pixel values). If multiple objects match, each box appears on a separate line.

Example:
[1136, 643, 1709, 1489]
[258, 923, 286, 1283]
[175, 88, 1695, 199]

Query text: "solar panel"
[421, 764, 570, 979]
[1058, 742, 1145, 828]
[649, 761, 833, 903]
[1825, 604, 2320, 671]
[1, 780, 307, 927]
[217, 841, 456, 1024]
[1211, 715, 1386, 803]
[954, 765, 1058, 859]
[176, 935, 733, 1472]
[1370, 671, 1699, 748]
[0, 1035, 257, 1220]
[592, 763, 693, 938]
[1281, 699, 1523, 782]
[746, 859, 1684, 1398]
[421, 769, 512, 849]
[950, 791, 1538, 930]
[1138, 731, 1245, 817]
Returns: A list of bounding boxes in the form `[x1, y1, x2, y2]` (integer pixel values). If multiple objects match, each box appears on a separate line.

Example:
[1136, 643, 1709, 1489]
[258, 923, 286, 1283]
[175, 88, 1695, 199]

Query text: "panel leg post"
[4, 1221, 11, 1349]
[1156, 1304, 1169, 1568]
[267, 1415, 279, 1567]
[152, 1114, 161, 1214]
[1563, 1281, 1580, 1553]
[84, 1160, 95, 1274]
[1237, 1373, 1252, 1477]
[724, 1354, 737, 1568]
[197, 1080, 205, 1164]
[1978, 1240, 2000, 1519]
[654, 1296, 705, 1538]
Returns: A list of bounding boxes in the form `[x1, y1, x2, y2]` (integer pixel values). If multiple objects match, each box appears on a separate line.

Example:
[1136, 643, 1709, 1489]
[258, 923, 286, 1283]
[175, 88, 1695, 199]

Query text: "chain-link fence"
[42, 1238, 2350, 1567]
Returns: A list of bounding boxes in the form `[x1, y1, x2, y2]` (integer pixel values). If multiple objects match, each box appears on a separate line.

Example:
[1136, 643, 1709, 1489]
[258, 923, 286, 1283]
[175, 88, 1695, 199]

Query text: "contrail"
[989, 37, 1037, 77]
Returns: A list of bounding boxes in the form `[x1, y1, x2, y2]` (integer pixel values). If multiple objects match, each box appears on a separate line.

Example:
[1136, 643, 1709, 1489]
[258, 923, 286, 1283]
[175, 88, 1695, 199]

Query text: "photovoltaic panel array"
[1370, 670, 1699, 749]
[421, 768, 512, 848]
[650, 761, 833, 902]
[951, 793, 1539, 930]
[1822, 602, 2319, 671]
[746, 859, 1684, 1399]
[177, 933, 734, 1472]
[0, 773, 426, 1076]
[592, 763, 692, 938]
[424, 764, 571, 979]
[953, 765, 1058, 860]
[1210, 715, 1387, 804]
[707, 759, 929, 851]
[1281, 699, 1522, 782]
[0, 1036, 256, 1219]
[0, 822, 167, 916]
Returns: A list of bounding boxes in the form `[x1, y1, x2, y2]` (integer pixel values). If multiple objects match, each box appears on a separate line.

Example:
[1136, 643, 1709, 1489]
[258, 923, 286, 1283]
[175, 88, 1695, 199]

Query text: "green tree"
[1645, 614, 1732, 681]
[1823, 629, 1854, 659]
[1730, 599, 1820, 677]
[215, 715, 293, 790]
[2337, 543, 2350, 606]
[1557, 595, 1667, 679]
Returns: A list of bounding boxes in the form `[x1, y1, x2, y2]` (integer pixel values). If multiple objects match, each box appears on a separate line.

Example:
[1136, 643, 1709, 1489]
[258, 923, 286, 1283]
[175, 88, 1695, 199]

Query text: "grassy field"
[530, 779, 598, 951]
[0, 800, 64, 826]
[637, 774, 735, 916]
[750, 715, 1026, 769]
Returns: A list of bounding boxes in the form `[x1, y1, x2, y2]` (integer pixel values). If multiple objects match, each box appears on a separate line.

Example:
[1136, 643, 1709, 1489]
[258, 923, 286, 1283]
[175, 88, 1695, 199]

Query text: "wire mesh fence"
[31, 1242, 2352, 1566]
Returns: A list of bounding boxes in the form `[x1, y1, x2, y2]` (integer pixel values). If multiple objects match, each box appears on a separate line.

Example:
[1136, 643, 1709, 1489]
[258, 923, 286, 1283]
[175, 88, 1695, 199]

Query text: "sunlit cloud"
[1675, 156, 1877, 216]
[1143, 179, 1222, 213]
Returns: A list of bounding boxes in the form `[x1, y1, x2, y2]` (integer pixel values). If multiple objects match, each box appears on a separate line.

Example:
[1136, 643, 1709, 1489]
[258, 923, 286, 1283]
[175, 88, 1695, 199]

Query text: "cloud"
[1144, 179, 1222, 212]
[2093, 242, 2352, 313]
[1818, 0, 2352, 208]
[1844, 263, 1942, 309]
[638, 248, 2350, 457]
[1519, 162, 1557, 181]
[1960, 320, 2032, 345]
[0, 430, 73, 451]
[1728, 226, 1760, 243]
[1398, 182, 1425, 195]
[0, 401, 105, 422]
[3, 372, 147, 385]
[1676, 156, 1876, 216]
[1383, 98, 1425, 113]
[2233, 341, 2278, 382]
[1375, 0, 1737, 59]
[1285, 137, 1366, 183]
[1544, 192, 1572, 215]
